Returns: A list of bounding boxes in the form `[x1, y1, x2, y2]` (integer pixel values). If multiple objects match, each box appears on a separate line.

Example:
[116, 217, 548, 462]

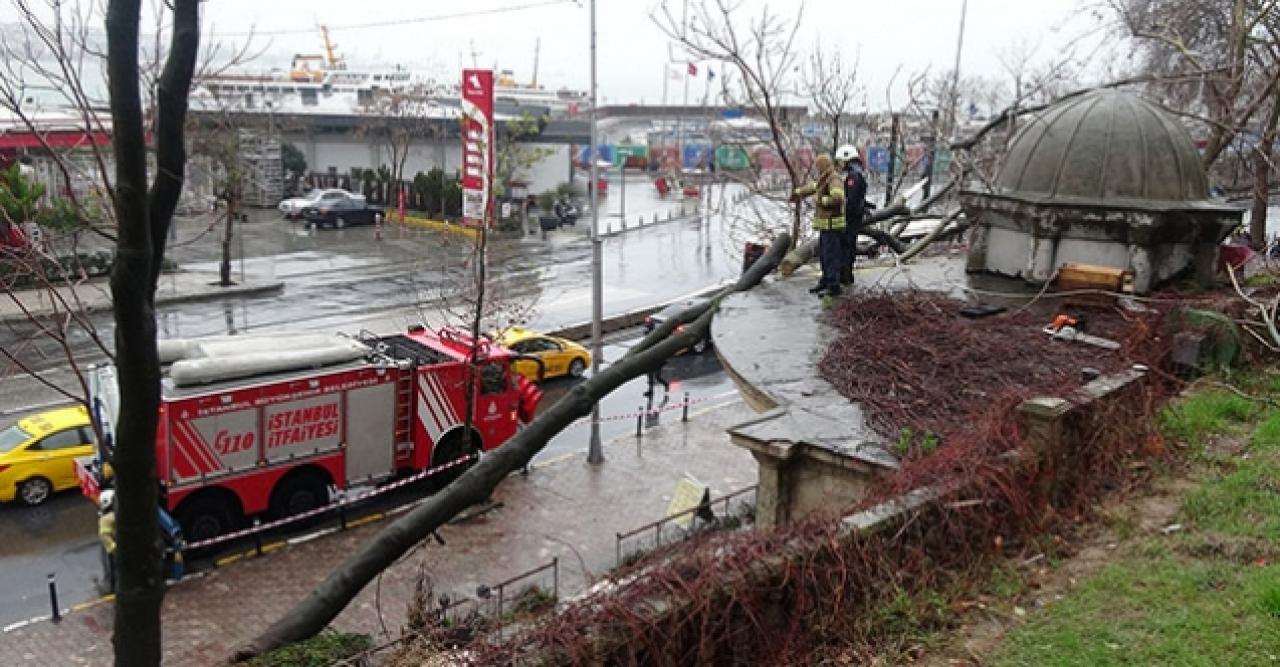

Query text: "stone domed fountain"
[961, 89, 1242, 294]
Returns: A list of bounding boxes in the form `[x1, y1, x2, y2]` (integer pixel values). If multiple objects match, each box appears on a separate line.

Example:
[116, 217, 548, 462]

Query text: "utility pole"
[587, 0, 604, 465]
[949, 0, 969, 140]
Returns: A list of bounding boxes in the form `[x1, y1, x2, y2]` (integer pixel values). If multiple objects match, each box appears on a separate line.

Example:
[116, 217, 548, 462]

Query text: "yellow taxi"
[493, 327, 592, 382]
[0, 405, 95, 506]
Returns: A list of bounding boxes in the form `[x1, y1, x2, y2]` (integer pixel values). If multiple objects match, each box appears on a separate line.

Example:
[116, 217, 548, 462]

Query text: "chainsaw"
[1043, 315, 1120, 351]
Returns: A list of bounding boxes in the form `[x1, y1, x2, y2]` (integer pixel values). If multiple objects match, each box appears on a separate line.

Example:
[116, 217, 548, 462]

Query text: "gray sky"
[3, 0, 1112, 109]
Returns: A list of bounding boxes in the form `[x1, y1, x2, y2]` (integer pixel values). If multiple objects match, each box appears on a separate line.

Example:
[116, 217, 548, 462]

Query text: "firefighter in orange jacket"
[792, 154, 847, 297]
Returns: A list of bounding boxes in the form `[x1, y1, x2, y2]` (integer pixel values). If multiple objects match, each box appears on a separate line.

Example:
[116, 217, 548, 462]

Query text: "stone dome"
[995, 89, 1209, 209]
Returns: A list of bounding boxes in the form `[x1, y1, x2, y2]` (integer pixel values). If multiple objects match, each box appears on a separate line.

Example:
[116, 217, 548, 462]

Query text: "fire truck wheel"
[177, 496, 234, 543]
[271, 471, 329, 519]
[428, 431, 480, 491]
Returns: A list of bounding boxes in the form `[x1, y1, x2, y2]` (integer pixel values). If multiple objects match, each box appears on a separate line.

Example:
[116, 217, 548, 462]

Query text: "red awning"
[0, 130, 112, 151]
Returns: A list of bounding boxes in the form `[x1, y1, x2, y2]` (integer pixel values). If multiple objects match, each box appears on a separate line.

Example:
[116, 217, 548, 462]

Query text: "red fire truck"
[77, 326, 542, 543]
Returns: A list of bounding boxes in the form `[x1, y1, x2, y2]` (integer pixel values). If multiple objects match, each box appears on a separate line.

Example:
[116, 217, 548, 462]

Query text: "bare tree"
[1110, 0, 1280, 167]
[801, 38, 866, 155]
[105, 3, 200, 666]
[356, 86, 444, 200]
[655, 0, 809, 247]
[1108, 0, 1280, 246]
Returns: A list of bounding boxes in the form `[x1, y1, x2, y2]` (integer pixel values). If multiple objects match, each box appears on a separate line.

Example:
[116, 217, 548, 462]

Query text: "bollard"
[682, 392, 690, 422]
[48, 573, 61, 622]
[252, 517, 263, 556]
[374, 213, 383, 240]
[337, 490, 348, 530]
[636, 407, 643, 437]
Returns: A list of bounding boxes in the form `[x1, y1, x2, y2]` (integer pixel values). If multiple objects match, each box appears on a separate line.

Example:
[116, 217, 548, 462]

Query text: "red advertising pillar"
[461, 69, 495, 228]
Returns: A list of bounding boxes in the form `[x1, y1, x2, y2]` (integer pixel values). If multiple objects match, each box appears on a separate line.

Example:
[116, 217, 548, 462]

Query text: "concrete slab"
[713, 263, 909, 469]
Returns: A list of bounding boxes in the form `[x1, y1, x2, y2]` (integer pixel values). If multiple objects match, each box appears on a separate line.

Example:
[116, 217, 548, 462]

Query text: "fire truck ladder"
[394, 362, 416, 447]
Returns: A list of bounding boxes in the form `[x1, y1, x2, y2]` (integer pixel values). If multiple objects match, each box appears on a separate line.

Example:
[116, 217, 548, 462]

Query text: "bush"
[443, 179, 463, 218]
[0, 249, 117, 290]
[247, 630, 371, 667]
[535, 190, 558, 214]
[555, 181, 580, 199]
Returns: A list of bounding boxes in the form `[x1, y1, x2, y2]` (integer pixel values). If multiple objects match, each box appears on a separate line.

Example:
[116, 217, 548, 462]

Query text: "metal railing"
[477, 557, 559, 622]
[615, 485, 758, 567]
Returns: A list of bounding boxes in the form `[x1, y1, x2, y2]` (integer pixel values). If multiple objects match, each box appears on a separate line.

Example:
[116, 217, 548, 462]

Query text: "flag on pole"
[687, 62, 698, 76]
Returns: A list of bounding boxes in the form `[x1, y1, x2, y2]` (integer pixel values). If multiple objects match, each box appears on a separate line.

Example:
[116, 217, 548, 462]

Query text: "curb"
[400, 215, 479, 239]
[0, 279, 285, 325]
[546, 283, 727, 342]
[154, 280, 285, 307]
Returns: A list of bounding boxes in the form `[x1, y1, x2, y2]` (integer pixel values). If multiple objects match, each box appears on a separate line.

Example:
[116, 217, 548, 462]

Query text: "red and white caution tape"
[182, 453, 479, 551]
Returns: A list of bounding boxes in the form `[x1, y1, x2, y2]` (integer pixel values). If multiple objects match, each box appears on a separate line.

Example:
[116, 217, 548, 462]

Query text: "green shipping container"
[614, 144, 649, 167]
[715, 145, 749, 170]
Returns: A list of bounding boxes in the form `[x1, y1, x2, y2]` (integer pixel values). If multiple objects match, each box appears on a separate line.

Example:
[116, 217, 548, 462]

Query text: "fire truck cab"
[77, 326, 541, 543]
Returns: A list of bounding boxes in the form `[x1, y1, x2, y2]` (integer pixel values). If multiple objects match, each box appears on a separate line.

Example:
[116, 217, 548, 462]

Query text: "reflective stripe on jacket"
[794, 174, 846, 231]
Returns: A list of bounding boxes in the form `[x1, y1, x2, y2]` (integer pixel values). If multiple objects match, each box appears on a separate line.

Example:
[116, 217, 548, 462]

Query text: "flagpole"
[678, 0, 689, 177]
[662, 64, 669, 107]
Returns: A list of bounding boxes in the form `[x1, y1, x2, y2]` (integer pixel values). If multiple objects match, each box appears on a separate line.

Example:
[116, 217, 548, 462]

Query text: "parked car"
[301, 193, 383, 229]
[493, 327, 592, 381]
[278, 189, 363, 219]
[645, 297, 714, 354]
[0, 405, 94, 506]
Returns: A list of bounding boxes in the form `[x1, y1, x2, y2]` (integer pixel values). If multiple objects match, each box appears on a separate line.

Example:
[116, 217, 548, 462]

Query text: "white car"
[278, 189, 364, 219]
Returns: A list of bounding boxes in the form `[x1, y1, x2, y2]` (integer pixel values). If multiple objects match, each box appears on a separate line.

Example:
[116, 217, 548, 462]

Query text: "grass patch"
[1181, 413, 1280, 539]
[995, 383, 1280, 666]
[246, 630, 371, 666]
[994, 558, 1280, 666]
[1157, 390, 1257, 449]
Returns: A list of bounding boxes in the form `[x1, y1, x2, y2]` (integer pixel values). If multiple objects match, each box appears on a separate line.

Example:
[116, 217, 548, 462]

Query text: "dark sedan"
[302, 194, 383, 229]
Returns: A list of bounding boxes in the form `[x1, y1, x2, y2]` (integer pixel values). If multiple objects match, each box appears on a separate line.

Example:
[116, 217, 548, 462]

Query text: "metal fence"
[615, 485, 758, 567]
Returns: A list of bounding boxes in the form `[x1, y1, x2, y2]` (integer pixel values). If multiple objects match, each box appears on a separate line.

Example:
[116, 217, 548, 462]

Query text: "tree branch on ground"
[232, 232, 793, 661]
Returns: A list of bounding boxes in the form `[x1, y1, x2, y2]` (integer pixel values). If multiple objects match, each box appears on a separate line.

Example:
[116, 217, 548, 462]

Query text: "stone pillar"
[1018, 397, 1071, 457]
[750, 451, 792, 529]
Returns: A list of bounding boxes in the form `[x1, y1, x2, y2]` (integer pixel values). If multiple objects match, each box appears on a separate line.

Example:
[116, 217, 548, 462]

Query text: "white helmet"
[835, 144, 861, 164]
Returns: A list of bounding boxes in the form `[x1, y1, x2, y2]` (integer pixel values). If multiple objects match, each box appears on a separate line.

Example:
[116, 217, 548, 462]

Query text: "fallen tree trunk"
[231, 233, 792, 662]
[896, 211, 967, 264]
[779, 180, 956, 276]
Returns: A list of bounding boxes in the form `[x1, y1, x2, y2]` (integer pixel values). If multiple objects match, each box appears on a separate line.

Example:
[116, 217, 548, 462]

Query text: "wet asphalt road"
[0, 179, 746, 410]
[0, 180, 748, 628]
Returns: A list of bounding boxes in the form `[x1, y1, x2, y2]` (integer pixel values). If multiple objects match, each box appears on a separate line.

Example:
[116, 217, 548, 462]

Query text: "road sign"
[461, 69, 494, 226]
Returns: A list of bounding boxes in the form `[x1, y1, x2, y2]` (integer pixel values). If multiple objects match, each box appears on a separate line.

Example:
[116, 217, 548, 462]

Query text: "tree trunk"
[231, 232, 792, 661]
[1249, 95, 1279, 250]
[105, 1, 198, 665]
[220, 194, 235, 286]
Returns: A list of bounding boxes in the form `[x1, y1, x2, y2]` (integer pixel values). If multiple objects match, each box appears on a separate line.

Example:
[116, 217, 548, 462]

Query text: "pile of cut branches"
[819, 290, 1169, 447]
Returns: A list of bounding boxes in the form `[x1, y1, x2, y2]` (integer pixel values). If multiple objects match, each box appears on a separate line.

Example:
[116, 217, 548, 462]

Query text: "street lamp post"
[587, 0, 605, 465]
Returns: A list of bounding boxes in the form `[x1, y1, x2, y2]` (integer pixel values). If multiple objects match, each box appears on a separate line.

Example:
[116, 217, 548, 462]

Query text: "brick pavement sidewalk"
[0, 400, 758, 666]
